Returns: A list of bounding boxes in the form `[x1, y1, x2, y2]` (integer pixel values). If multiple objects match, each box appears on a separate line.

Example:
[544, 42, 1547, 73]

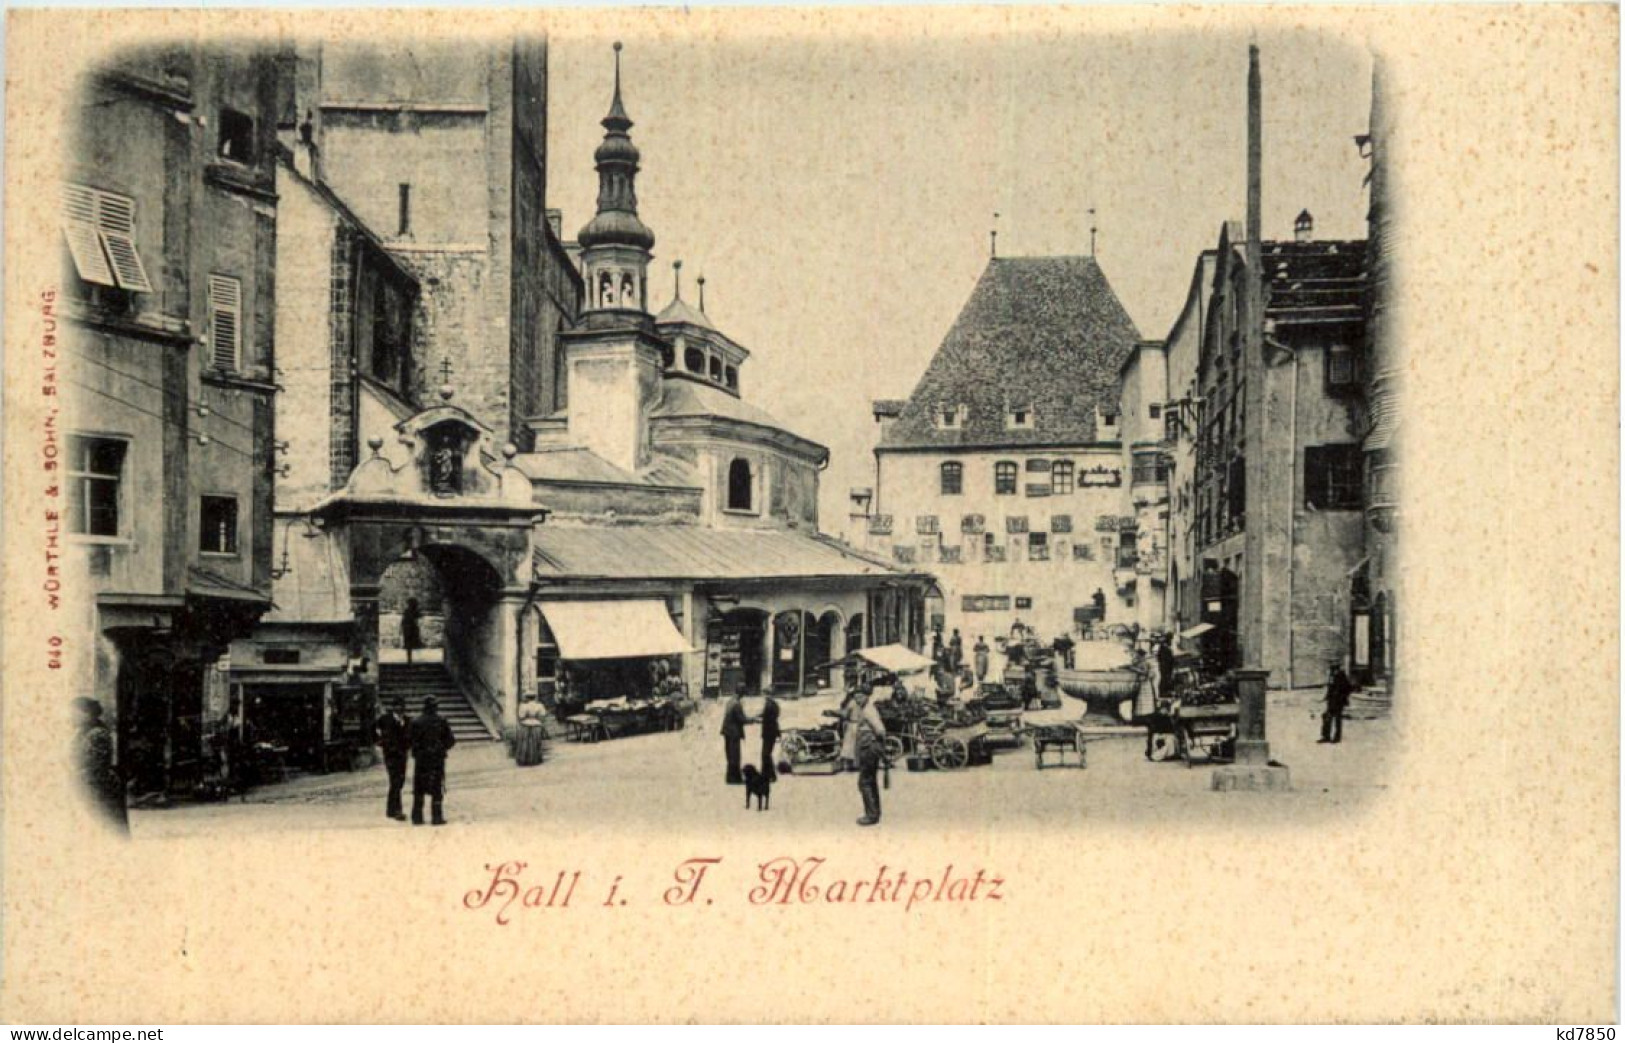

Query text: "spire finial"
[990, 212, 1000, 258]
[1089, 207, 1098, 257]
[698, 275, 707, 313]
[604, 41, 630, 126]
[673, 259, 683, 300]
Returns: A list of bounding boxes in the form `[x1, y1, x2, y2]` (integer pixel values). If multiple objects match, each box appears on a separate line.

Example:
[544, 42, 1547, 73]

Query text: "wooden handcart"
[1171, 702, 1238, 767]
[1029, 723, 1087, 769]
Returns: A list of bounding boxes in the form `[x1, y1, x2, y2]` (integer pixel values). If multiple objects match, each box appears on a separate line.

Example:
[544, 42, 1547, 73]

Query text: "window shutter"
[208, 275, 242, 371]
[94, 191, 153, 292]
[61, 184, 117, 286]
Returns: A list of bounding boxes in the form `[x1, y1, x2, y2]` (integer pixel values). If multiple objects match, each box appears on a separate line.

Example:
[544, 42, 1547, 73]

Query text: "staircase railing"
[435, 655, 505, 741]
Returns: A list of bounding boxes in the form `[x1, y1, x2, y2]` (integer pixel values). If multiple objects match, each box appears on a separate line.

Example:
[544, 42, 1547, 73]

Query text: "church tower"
[578, 42, 655, 314]
[559, 43, 668, 474]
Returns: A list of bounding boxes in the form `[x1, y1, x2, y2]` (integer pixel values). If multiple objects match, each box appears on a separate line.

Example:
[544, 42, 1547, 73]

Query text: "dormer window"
[1096, 406, 1119, 436]
[1005, 405, 1035, 431]
[935, 404, 967, 430]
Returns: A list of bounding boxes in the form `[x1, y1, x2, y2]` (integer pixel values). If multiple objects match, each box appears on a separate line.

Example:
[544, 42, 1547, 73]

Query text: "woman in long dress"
[514, 693, 546, 766]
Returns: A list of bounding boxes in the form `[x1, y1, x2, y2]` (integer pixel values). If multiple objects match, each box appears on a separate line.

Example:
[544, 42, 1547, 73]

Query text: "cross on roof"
[439, 356, 454, 384]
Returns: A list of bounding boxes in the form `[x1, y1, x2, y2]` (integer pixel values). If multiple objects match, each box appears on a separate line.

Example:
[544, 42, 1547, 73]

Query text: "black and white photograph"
[49, 25, 1399, 837]
[2, 4, 1615, 1025]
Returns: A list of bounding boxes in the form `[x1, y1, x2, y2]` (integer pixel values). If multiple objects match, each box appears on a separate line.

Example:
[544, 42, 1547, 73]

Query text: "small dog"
[741, 764, 772, 811]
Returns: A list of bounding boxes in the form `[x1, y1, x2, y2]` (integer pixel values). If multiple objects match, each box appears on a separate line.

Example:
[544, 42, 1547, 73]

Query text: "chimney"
[1294, 209, 1313, 243]
[545, 208, 563, 240]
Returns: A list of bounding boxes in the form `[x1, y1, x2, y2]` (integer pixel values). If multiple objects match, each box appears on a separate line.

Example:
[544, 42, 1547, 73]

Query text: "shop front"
[535, 598, 694, 739]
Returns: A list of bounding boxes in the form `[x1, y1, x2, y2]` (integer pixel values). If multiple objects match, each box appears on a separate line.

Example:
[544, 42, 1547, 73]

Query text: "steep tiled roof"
[879, 256, 1140, 450]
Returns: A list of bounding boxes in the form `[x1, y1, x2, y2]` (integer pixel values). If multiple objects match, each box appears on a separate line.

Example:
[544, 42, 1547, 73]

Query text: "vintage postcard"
[1, 4, 1616, 1024]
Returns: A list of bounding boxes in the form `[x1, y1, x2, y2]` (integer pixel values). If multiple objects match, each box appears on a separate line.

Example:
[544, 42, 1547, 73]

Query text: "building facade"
[864, 256, 1144, 644]
[63, 45, 285, 794]
[1354, 55, 1400, 693]
[223, 41, 927, 760]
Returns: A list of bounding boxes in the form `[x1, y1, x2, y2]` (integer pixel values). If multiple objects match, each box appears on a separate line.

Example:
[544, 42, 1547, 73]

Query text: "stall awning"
[854, 644, 935, 674]
[540, 600, 693, 661]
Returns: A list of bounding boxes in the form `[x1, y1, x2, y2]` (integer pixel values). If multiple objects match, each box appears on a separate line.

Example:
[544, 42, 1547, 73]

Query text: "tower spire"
[990, 212, 1000, 258]
[698, 275, 706, 313]
[673, 259, 683, 300]
[606, 41, 630, 127]
[1089, 207, 1098, 257]
[578, 40, 655, 313]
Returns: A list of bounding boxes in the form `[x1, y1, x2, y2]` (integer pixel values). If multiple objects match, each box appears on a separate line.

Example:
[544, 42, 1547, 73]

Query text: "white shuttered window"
[207, 275, 242, 371]
[61, 183, 153, 292]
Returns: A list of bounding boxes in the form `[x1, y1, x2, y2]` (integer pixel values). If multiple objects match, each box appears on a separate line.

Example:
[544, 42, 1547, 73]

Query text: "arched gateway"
[306, 401, 544, 742]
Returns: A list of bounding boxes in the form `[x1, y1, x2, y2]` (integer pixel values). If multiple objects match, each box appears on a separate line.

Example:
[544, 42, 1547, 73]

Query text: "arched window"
[685, 346, 705, 373]
[940, 461, 963, 495]
[724, 365, 738, 390]
[727, 458, 754, 512]
[994, 461, 1018, 495]
[709, 354, 724, 381]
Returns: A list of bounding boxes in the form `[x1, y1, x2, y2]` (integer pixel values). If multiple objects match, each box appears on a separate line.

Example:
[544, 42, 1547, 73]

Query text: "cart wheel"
[883, 735, 905, 763]
[931, 735, 970, 771]
[781, 734, 808, 767]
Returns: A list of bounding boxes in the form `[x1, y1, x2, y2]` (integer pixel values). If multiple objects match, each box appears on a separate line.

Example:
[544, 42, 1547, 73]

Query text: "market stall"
[536, 600, 695, 742]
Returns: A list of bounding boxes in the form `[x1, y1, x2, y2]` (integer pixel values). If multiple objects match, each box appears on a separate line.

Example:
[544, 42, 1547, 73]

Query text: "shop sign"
[1025, 483, 1051, 497]
[1080, 465, 1123, 488]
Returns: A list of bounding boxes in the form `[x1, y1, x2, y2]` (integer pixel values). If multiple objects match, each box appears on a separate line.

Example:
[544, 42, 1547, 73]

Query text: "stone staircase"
[1348, 681, 1393, 720]
[379, 662, 501, 742]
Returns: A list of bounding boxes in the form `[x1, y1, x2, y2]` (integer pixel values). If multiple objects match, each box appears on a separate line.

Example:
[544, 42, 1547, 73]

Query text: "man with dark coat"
[758, 692, 782, 782]
[409, 695, 456, 825]
[721, 685, 748, 785]
[948, 629, 964, 672]
[375, 695, 411, 821]
[1155, 636, 1177, 699]
[1320, 665, 1353, 744]
[74, 697, 127, 833]
[973, 636, 990, 683]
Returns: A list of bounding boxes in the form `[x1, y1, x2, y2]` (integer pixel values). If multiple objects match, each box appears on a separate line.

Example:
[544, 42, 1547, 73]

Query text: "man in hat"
[1320, 665, 1353, 745]
[409, 695, 456, 825]
[721, 684, 748, 785]
[375, 694, 411, 821]
[74, 697, 126, 833]
[847, 682, 888, 827]
[973, 635, 990, 684]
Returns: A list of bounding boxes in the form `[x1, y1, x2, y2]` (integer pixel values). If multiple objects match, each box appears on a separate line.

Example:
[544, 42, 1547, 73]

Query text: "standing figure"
[1320, 665, 1353, 744]
[1053, 631, 1076, 670]
[1091, 588, 1107, 621]
[400, 597, 423, 665]
[74, 697, 127, 833]
[759, 691, 781, 783]
[1155, 635, 1177, 700]
[721, 684, 748, 785]
[375, 694, 411, 821]
[930, 631, 944, 668]
[847, 683, 888, 827]
[973, 635, 990, 683]
[948, 629, 964, 672]
[514, 692, 547, 767]
[410, 695, 456, 825]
